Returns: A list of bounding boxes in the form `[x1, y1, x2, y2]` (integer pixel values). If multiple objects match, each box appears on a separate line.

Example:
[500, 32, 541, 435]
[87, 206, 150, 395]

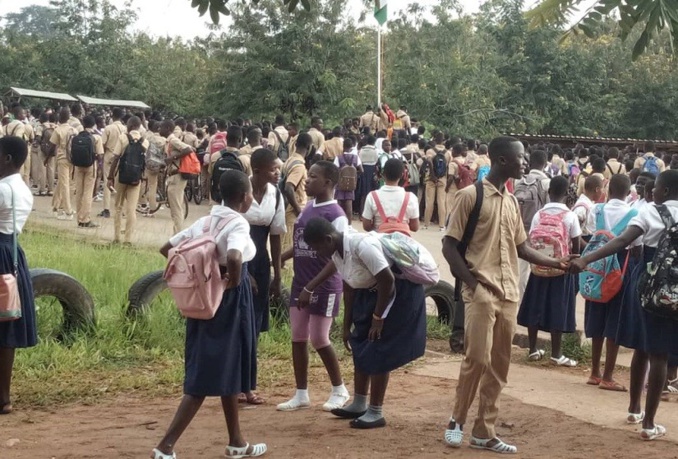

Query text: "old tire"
[30, 268, 96, 335]
[425, 280, 456, 325]
[126, 270, 166, 316]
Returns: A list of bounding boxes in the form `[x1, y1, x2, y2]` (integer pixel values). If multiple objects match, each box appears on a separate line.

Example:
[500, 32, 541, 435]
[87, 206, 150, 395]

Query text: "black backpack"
[272, 130, 290, 162]
[69, 131, 96, 167]
[211, 149, 244, 203]
[118, 135, 146, 185]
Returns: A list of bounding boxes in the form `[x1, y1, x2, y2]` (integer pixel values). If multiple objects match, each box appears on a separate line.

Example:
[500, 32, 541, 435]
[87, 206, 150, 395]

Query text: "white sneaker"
[322, 389, 350, 412]
[57, 212, 74, 221]
[276, 397, 311, 412]
[93, 195, 102, 202]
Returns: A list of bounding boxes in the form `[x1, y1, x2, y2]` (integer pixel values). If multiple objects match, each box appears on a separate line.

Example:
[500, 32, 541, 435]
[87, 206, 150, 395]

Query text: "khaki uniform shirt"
[68, 116, 83, 133]
[446, 179, 528, 302]
[359, 111, 380, 133]
[395, 110, 411, 131]
[182, 132, 199, 149]
[85, 128, 105, 158]
[267, 126, 289, 154]
[167, 133, 193, 174]
[283, 153, 307, 210]
[551, 154, 568, 176]
[49, 122, 78, 161]
[113, 130, 149, 158]
[102, 121, 127, 155]
[3, 120, 32, 142]
[603, 159, 626, 179]
[308, 128, 325, 153]
[475, 155, 491, 170]
[323, 137, 343, 161]
[239, 144, 262, 157]
[425, 145, 451, 183]
[577, 171, 605, 196]
[446, 157, 466, 193]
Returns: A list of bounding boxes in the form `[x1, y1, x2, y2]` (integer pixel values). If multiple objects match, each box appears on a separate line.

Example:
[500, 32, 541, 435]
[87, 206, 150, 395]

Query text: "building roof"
[6, 87, 78, 102]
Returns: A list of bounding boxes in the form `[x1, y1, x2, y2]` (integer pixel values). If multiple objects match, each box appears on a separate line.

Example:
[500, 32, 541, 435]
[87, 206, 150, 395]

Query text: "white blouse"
[629, 200, 678, 248]
[243, 182, 286, 236]
[0, 174, 33, 234]
[332, 231, 391, 290]
[169, 206, 256, 265]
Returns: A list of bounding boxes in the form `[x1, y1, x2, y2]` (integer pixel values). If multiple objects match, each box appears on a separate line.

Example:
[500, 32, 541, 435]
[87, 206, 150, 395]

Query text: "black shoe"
[331, 408, 367, 419]
[350, 417, 386, 429]
[98, 209, 110, 218]
[78, 221, 100, 228]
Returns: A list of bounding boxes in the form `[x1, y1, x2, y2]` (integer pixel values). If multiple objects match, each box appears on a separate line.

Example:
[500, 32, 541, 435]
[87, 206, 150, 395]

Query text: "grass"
[14, 223, 451, 408]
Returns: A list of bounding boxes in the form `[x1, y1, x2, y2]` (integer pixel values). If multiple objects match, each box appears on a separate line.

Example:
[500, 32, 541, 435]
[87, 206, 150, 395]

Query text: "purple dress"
[291, 201, 345, 316]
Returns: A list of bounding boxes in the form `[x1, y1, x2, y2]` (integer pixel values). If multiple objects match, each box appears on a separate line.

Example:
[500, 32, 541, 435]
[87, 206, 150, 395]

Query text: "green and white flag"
[374, 0, 388, 26]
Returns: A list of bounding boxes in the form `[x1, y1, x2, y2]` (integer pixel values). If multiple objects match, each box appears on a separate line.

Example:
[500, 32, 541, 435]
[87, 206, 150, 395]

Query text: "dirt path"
[2, 354, 676, 459]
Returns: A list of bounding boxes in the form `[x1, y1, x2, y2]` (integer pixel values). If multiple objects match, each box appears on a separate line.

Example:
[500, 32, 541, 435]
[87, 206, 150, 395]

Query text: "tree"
[186, 0, 311, 24]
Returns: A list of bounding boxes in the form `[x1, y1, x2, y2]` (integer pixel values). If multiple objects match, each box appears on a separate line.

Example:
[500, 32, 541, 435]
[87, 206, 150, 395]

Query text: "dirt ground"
[2, 357, 677, 459]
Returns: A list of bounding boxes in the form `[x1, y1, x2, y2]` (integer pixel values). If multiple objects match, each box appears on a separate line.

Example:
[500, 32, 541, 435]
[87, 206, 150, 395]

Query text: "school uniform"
[322, 137, 343, 161]
[572, 194, 594, 240]
[243, 183, 286, 335]
[49, 123, 77, 215]
[358, 145, 378, 207]
[4, 121, 34, 186]
[617, 201, 678, 355]
[517, 203, 581, 334]
[74, 128, 104, 225]
[332, 231, 426, 375]
[169, 206, 257, 396]
[424, 146, 450, 227]
[281, 153, 307, 252]
[362, 185, 419, 230]
[0, 174, 36, 349]
[267, 126, 289, 155]
[308, 127, 325, 153]
[445, 157, 466, 221]
[583, 200, 640, 341]
[101, 121, 127, 211]
[166, 133, 193, 234]
[140, 133, 167, 210]
[334, 150, 362, 202]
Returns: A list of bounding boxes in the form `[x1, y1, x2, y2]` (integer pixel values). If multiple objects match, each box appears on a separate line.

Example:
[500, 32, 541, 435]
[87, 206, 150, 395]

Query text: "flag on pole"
[374, 0, 388, 26]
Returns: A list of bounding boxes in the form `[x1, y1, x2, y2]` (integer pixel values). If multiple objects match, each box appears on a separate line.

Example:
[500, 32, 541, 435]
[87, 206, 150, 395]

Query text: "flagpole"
[377, 25, 382, 108]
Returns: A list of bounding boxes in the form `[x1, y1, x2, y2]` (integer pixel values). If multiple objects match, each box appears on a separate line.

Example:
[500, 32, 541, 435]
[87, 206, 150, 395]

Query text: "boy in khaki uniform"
[101, 108, 127, 218]
[108, 116, 149, 244]
[4, 107, 34, 186]
[359, 106, 380, 134]
[140, 121, 167, 215]
[74, 116, 103, 228]
[424, 132, 450, 230]
[281, 133, 310, 252]
[445, 143, 467, 222]
[308, 117, 325, 153]
[442, 137, 572, 454]
[49, 108, 77, 220]
[33, 113, 56, 196]
[160, 120, 194, 234]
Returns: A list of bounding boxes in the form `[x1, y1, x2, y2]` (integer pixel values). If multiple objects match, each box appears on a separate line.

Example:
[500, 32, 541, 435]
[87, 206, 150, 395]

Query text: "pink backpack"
[163, 215, 236, 319]
[529, 210, 569, 277]
[209, 132, 227, 155]
[371, 191, 411, 236]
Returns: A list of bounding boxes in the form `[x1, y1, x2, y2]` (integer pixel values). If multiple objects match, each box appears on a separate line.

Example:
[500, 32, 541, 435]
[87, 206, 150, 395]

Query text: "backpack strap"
[371, 191, 389, 223]
[595, 204, 606, 231]
[204, 214, 239, 235]
[611, 208, 638, 236]
[455, 181, 484, 301]
[655, 204, 675, 230]
[395, 192, 411, 223]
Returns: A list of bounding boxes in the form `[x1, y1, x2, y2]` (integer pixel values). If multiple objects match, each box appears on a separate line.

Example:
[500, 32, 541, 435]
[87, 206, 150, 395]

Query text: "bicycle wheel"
[193, 175, 203, 205]
[184, 178, 193, 202]
[183, 193, 189, 220]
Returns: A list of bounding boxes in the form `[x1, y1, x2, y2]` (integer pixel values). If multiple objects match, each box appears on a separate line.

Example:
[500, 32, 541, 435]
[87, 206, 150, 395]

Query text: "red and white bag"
[371, 191, 411, 236]
[529, 210, 569, 277]
[164, 215, 236, 319]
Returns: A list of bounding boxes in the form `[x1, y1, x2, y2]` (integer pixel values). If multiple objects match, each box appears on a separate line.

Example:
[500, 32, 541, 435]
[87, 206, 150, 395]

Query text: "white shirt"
[332, 231, 391, 290]
[0, 174, 33, 234]
[169, 206, 256, 265]
[333, 150, 363, 168]
[629, 200, 678, 248]
[359, 145, 378, 166]
[572, 194, 594, 236]
[586, 199, 642, 248]
[243, 183, 286, 236]
[530, 202, 582, 240]
[362, 185, 419, 229]
[632, 198, 647, 211]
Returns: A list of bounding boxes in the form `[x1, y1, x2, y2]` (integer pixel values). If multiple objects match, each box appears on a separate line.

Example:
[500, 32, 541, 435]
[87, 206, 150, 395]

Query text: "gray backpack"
[514, 176, 547, 232]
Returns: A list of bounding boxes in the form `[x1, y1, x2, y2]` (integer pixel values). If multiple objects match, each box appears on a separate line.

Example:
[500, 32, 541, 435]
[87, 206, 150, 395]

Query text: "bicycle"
[184, 174, 203, 205]
[137, 168, 189, 220]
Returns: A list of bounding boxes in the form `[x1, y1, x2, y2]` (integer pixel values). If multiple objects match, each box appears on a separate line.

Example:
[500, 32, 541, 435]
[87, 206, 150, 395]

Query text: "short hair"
[488, 136, 521, 162]
[529, 150, 547, 169]
[397, 138, 407, 149]
[608, 173, 631, 198]
[161, 120, 175, 132]
[365, 135, 376, 146]
[70, 103, 82, 116]
[478, 144, 488, 155]
[219, 169, 251, 204]
[303, 217, 337, 246]
[343, 137, 354, 150]
[644, 141, 655, 153]
[311, 116, 322, 126]
[217, 119, 228, 130]
[175, 117, 186, 128]
[584, 175, 603, 193]
[296, 132, 313, 151]
[657, 170, 678, 197]
[83, 115, 96, 129]
[549, 176, 569, 198]
[383, 158, 404, 181]
[227, 125, 243, 144]
[58, 107, 70, 124]
[591, 157, 606, 173]
[127, 116, 142, 131]
[247, 127, 262, 144]
[0, 136, 28, 169]
[467, 139, 476, 150]
[313, 160, 339, 185]
[608, 147, 619, 159]
[274, 114, 285, 126]
[251, 148, 277, 170]
[638, 170, 657, 181]
[452, 143, 465, 156]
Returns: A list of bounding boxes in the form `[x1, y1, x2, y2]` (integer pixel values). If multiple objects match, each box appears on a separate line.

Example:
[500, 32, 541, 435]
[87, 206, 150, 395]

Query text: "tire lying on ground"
[30, 268, 96, 335]
[424, 280, 466, 354]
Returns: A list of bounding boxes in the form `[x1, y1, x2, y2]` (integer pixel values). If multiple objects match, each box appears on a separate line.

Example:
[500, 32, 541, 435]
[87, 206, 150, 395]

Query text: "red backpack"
[456, 164, 475, 189]
[371, 191, 411, 236]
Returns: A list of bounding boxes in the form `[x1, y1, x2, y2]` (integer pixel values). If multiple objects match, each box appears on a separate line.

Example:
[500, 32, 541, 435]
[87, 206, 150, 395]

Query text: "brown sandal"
[246, 393, 265, 405]
[587, 376, 602, 386]
[599, 380, 627, 392]
[0, 403, 13, 415]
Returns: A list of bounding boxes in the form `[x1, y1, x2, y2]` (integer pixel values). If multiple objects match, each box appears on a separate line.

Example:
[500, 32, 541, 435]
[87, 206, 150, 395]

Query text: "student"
[424, 131, 449, 231]
[100, 108, 127, 218]
[107, 116, 148, 245]
[73, 116, 103, 228]
[517, 176, 581, 366]
[444, 143, 467, 223]
[3, 106, 34, 186]
[267, 115, 289, 159]
[303, 218, 427, 429]
[49, 108, 76, 220]
[358, 135, 378, 214]
[571, 170, 678, 441]
[0, 136, 36, 416]
[139, 120, 167, 217]
[604, 147, 626, 179]
[631, 172, 656, 210]
[634, 141, 666, 173]
[277, 161, 349, 412]
[334, 137, 363, 219]
[583, 174, 639, 391]
[280, 133, 310, 252]
[308, 117, 325, 153]
[362, 158, 419, 234]
[241, 149, 285, 405]
[442, 137, 572, 454]
[572, 175, 604, 242]
[474, 144, 491, 181]
[152, 170, 266, 459]
[160, 120, 194, 234]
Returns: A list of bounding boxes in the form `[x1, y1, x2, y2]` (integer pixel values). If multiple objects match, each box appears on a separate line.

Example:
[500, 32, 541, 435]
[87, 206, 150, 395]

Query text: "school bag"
[69, 131, 96, 168]
[370, 191, 411, 236]
[476, 164, 490, 182]
[456, 163, 474, 189]
[164, 215, 235, 320]
[337, 154, 358, 192]
[145, 140, 165, 173]
[278, 159, 304, 207]
[432, 150, 447, 179]
[209, 132, 227, 155]
[528, 209, 569, 277]
[514, 175, 547, 233]
[454, 181, 484, 301]
[179, 151, 201, 179]
[210, 149, 243, 203]
[40, 127, 54, 156]
[374, 231, 440, 286]
[642, 155, 660, 176]
[406, 160, 420, 187]
[272, 130, 290, 162]
[639, 205, 678, 320]
[118, 135, 146, 185]
[579, 207, 637, 303]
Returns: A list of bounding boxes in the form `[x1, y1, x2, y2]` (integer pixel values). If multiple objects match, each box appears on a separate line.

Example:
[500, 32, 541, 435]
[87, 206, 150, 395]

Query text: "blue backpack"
[477, 164, 490, 182]
[579, 206, 637, 303]
[642, 155, 660, 176]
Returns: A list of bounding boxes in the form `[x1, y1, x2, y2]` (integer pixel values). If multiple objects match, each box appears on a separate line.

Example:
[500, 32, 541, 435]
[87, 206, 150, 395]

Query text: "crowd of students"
[2, 100, 678, 456]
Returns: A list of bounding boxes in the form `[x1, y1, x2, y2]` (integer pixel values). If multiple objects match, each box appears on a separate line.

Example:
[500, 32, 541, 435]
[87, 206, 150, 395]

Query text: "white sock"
[332, 384, 348, 395]
[295, 389, 309, 401]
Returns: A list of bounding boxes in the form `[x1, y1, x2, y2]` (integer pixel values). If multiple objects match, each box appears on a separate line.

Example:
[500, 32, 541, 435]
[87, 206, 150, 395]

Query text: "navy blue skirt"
[517, 273, 577, 333]
[248, 225, 271, 335]
[184, 264, 257, 396]
[0, 234, 37, 349]
[349, 278, 426, 375]
[584, 249, 628, 340]
[359, 165, 377, 201]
